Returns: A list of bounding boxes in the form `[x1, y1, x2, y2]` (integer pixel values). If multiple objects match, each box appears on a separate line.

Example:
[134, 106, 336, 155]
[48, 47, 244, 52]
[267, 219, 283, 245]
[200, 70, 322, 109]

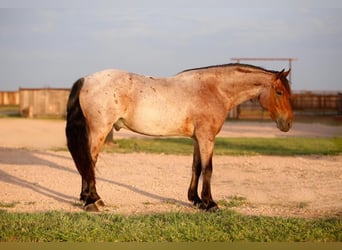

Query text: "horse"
[65, 63, 293, 212]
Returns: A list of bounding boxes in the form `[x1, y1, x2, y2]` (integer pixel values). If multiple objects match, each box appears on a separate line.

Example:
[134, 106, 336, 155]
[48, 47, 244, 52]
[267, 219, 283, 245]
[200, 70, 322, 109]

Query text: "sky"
[0, 3, 341, 91]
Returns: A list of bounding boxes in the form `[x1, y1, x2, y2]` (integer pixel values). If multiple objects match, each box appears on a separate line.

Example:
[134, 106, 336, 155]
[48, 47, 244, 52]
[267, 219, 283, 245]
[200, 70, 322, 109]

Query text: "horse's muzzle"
[276, 117, 292, 132]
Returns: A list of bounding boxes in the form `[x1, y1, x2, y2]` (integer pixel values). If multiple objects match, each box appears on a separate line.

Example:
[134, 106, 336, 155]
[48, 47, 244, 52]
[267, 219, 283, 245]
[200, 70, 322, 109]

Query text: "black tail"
[66, 78, 94, 183]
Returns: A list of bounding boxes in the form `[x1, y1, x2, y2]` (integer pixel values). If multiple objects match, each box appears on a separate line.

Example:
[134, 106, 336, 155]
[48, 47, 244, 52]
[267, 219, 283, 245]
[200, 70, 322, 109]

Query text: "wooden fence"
[291, 91, 342, 115]
[229, 91, 342, 119]
[1, 88, 341, 119]
[0, 91, 19, 106]
[19, 88, 70, 118]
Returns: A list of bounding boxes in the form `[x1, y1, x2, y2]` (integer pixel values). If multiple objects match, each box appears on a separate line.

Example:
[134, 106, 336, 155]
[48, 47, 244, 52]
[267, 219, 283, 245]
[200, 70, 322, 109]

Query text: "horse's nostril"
[277, 118, 292, 132]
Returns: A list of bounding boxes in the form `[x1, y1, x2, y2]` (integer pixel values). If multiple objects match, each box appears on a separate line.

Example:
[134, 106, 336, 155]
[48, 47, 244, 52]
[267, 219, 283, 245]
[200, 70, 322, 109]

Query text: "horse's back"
[78, 69, 197, 137]
[83, 69, 128, 87]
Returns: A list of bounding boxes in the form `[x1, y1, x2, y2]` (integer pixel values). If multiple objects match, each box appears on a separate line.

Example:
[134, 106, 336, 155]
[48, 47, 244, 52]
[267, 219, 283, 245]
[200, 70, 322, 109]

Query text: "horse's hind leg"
[66, 79, 102, 211]
[67, 121, 104, 212]
[80, 123, 114, 211]
[75, 125, 111, 212]
[81, 175, 103, 212]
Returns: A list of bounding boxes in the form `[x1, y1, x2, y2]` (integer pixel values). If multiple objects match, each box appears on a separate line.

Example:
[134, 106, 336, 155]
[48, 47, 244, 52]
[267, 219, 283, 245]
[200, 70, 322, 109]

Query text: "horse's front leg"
[200, 154, 218, 211]
[197, 136, 218, 211]
[188, 139, 202, 206]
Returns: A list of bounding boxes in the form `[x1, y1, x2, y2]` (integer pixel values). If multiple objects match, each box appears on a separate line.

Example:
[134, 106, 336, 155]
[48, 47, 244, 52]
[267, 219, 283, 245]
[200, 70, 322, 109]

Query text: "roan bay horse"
[66, 63, 293, 212]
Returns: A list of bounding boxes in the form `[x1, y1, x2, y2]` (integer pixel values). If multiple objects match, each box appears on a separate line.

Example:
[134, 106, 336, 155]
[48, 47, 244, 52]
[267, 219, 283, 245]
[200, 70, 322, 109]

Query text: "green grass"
[0, 210, 341, 242]
[105, 137, 342, 156]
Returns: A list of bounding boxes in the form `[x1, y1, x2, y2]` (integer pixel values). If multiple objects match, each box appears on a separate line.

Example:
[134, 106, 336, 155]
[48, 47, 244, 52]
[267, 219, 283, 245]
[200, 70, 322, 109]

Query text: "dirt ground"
[0, 118, 341, 217]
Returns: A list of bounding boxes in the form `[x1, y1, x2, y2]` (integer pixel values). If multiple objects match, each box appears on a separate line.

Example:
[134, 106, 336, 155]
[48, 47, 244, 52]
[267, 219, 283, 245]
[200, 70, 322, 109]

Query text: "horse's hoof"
[84, 203, 99, 212]
[207, 205, 219, 212]
[198, 201, 219, 212]
[95, 199, 105, 207]
[191, 198, 202, 207]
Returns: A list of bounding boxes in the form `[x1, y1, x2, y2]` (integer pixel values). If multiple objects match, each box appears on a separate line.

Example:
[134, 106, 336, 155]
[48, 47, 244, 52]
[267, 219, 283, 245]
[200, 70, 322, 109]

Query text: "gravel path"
[0, 118, 341, 217]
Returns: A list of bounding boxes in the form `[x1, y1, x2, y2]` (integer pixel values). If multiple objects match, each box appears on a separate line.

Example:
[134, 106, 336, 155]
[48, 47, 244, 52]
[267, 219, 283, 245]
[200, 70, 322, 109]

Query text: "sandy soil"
[0, 118, 341, 217]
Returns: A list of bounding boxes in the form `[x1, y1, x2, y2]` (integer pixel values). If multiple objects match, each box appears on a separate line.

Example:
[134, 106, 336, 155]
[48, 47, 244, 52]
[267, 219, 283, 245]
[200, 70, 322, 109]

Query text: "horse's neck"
[216, 71, 272, 110]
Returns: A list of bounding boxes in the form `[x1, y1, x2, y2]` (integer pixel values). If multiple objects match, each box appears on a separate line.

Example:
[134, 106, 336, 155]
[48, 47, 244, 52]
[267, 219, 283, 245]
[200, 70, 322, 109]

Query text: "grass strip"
[0, 210, 341, 242]
[104, 137, 342, 156]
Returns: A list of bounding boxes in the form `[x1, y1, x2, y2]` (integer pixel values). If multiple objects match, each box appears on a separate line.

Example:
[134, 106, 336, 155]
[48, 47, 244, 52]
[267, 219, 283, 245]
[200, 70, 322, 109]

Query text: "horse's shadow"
[0, 147, 189, 210]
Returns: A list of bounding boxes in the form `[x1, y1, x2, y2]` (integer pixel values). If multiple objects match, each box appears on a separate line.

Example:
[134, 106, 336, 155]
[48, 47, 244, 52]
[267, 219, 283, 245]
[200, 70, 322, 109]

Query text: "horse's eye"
[276, 89, 283, 96]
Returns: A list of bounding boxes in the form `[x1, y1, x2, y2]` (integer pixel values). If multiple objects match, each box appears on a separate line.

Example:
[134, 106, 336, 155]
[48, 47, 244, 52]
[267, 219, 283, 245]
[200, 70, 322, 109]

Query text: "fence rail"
[19, 88, 70, 118]
[0, 91, 19, 106]
[291, 92, 342, 115]
[229, 91, 342, 119]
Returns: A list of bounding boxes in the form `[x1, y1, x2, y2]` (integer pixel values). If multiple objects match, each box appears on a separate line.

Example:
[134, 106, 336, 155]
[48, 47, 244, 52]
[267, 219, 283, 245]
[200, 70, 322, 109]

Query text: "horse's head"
[259, 69, 293, 132]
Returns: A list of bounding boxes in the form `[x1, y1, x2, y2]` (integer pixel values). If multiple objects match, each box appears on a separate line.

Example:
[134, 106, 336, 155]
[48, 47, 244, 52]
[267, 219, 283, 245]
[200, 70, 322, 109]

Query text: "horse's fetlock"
[198, 198, 218, 211]
[206, 200, 219, 212]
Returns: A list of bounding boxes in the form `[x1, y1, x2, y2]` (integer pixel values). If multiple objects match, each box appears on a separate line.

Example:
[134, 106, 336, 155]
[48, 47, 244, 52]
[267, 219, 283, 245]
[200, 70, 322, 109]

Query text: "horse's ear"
[283, 69, 291, 78]
[276, 69, 285, 80]
[276, 69, 290, 79]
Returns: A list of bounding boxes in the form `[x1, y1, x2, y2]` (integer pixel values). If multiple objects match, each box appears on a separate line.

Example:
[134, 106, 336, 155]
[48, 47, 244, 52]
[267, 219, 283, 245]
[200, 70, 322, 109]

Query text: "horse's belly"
[122, 108, 193, 137]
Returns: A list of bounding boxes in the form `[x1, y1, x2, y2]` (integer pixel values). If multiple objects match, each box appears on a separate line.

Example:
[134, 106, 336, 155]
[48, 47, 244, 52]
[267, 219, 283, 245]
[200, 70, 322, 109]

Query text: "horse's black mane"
[178, 63, 291, 93]
[178, 63, 278, 74]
